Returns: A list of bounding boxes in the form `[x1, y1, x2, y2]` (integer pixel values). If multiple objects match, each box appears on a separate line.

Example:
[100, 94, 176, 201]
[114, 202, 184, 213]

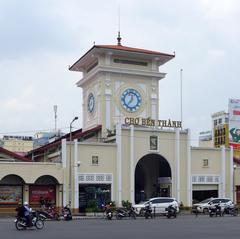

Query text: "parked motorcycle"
[38, 205, 60, 220]
[103, 203, 113, 220]
[15, 211, 44, 230]
[209, 204, 223, 217]
[142, 203, 153, 219]
[165, 204, 177, 219]
[62, 204, 72, 221]
[224, 204, 238, 216]
[116, 207, 136, 219]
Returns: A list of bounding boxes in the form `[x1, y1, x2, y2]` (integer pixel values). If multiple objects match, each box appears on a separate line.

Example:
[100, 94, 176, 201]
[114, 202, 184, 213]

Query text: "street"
[1, 215, 240, 239]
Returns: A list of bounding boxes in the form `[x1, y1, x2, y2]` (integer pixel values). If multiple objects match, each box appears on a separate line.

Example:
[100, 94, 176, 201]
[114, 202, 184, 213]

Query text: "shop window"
[203, 159, 209, 167]
[92, 156, 99, 166]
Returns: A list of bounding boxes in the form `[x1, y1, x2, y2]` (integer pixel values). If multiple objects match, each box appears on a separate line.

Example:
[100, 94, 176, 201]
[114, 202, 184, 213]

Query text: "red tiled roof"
[0, 147, 30, 162]
[95, 45, 175, 57]
[27, 125, 102, 157]
[69, 44, 174, 71]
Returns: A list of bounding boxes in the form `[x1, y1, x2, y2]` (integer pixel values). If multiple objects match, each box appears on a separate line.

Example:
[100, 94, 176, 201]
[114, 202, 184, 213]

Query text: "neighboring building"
[33, 131, 64, 149]
[1, 36, 240, 215]
[199, 131, 213, 147]
[212, 111, 229, 148]
[2, 135, 33, 155]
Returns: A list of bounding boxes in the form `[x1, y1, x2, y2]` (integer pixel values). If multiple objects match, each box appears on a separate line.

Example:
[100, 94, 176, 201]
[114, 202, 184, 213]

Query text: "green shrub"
[85, 199, 101, 212]
[122, 200, 132, 209]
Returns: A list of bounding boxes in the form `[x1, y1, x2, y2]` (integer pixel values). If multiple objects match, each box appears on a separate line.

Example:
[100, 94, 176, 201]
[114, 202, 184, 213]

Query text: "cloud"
[3, 86, 34, 112]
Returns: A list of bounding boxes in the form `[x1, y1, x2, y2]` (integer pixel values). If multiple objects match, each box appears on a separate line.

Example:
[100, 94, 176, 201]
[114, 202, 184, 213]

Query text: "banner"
[29, 185, 56, 204]
[229, 99, 240, 149]
[0, 186, 22, 204]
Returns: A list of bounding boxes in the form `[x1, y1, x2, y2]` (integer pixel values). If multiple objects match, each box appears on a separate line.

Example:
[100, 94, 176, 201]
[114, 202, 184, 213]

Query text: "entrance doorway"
[79, 184, 111, 212]
[135, 154, 171, 204]
[192, 190, 218, 203]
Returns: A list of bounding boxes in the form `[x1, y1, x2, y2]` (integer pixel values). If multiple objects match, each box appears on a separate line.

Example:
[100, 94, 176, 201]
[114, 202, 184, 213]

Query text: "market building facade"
[1, 37, 239, 214]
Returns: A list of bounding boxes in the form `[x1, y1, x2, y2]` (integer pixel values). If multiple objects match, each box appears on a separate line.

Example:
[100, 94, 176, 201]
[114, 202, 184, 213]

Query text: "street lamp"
[69, 116, 78, 206]
[233, 164, 237, 204]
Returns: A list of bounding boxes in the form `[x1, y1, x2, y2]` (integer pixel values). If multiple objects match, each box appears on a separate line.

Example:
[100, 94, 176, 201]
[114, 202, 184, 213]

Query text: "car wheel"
[203, 208, 208, 214]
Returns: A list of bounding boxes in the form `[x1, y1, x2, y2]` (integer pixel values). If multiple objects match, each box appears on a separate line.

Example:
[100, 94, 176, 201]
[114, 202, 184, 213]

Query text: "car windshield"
[199, 198, 211, 203]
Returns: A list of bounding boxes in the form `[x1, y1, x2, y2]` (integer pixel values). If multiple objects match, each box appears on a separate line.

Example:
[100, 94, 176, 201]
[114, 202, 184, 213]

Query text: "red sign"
[29, 185, 56, 203]
[233, 110, 240, 116]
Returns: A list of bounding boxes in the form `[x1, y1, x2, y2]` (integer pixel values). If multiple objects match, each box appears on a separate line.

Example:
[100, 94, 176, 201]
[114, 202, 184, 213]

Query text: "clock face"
[121, 88, 142, 112]
[87, 93, 95, 113]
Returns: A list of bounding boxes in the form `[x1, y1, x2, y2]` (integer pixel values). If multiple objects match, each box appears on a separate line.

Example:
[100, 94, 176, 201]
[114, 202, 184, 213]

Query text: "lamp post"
[69, 116, 78, 206]
[233, 164, 237, 204]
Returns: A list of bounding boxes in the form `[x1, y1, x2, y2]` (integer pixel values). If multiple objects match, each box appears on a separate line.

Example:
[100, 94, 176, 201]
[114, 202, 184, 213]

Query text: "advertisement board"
[0, 186, 22, 204]
[29, 185, 56, 204]
[229, 99, 240, 149]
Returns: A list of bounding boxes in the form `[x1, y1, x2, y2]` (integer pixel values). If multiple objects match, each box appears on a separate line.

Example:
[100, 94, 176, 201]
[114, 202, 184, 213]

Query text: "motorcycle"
[165, 205, 177, 219]
[105, 207, 113, 220]
[62, 204, 72, 221]
[209, 204, 223, 217]
[116, 207, 136, 219]
[141, 204, 153, 219]
[38, 205, 60, 220]
[15, 211, 44, 230]
[224, 204, 238, 216]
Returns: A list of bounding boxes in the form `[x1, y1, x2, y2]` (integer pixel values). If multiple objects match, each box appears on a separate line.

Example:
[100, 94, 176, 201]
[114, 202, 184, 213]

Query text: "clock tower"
[69, 37, 174, 137]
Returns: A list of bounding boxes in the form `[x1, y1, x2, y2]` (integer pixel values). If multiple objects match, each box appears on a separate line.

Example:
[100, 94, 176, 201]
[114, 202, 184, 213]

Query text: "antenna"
[180, 69, 183, 129]
[117, 5, 122, 46]
[118, 5, 120, 33]
[53, 105, 57, 133]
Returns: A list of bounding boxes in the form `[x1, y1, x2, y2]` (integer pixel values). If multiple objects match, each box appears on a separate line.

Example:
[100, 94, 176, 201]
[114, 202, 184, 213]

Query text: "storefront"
[79, 184, 111, 211]
[29, 185, 56, 207]
[0, 185, 23, 206]
[0, 175, 24, 208]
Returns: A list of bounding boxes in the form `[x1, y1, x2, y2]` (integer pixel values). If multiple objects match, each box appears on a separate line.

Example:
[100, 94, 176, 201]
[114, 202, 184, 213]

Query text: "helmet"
[23, 202, 28, 206]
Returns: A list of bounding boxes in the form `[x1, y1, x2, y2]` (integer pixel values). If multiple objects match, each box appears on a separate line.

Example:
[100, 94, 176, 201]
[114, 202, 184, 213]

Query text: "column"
[130, 125, 135, 204]
[175, 128, 180, 202]
[229, 146, 234, 202]
[221, 145, 226, 198]
[187, 129, 192, 207]
[74, 139, 79, 212]
[61, 139, 67, 206]
[116, 123, 122, 207]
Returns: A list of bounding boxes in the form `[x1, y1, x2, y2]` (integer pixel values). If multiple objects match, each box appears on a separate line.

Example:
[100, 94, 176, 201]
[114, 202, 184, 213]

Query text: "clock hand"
[127, 94, 134, 105]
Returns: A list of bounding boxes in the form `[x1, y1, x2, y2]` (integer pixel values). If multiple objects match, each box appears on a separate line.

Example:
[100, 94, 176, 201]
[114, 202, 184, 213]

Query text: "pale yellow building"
[1, 37, 240, 214]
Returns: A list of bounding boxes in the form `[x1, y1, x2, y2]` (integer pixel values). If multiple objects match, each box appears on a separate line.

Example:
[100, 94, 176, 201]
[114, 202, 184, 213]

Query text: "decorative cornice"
[77, 66, 166, 87]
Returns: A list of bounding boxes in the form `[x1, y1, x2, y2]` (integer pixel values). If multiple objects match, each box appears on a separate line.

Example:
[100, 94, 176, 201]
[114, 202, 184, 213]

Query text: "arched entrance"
[29, 175, 60, 207]
[135, 154, 172, 203]
[34, 175, 59, 185]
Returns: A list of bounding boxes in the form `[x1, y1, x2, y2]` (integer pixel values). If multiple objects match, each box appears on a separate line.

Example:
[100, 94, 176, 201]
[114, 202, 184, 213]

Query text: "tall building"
[212, 111, 229, 148]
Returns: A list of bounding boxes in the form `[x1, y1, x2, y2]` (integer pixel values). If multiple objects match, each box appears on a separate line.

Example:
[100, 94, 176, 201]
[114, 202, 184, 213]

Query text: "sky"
[0, 0, 240, 146]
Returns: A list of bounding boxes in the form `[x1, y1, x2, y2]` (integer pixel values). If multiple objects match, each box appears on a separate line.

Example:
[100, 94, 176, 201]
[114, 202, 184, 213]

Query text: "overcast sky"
[0, 0, 239, 146]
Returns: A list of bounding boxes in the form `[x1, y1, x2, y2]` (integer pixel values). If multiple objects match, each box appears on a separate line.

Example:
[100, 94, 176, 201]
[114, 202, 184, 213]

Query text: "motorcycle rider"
[23, 202, 32, 226]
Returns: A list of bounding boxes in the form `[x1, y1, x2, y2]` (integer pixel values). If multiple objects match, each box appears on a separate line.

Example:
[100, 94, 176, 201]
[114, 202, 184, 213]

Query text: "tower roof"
[69, 44, 175, 72]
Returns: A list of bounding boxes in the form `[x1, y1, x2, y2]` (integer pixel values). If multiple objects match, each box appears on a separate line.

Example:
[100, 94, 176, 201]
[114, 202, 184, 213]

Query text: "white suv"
[192, 198, 233, 213]
[133, 197, 179, 215]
